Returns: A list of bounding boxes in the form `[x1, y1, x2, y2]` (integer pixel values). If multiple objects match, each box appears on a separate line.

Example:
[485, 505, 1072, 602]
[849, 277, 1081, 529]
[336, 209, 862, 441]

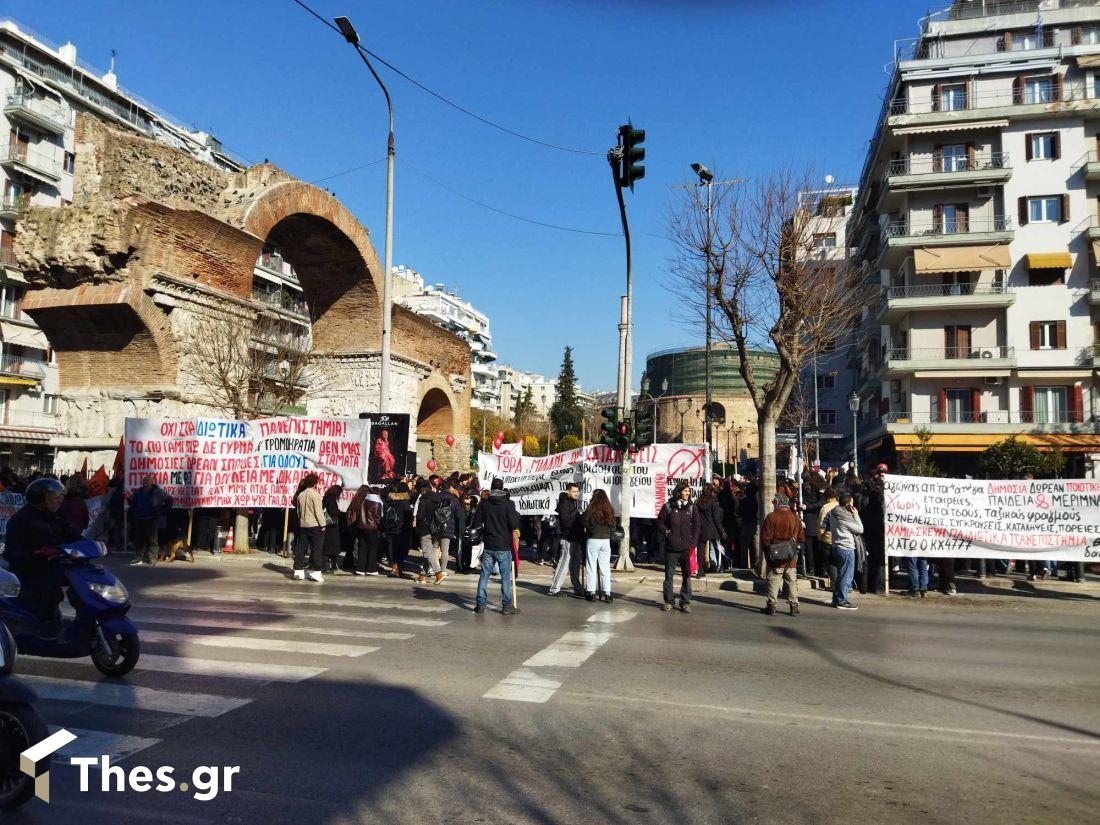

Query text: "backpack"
[381, 504, 402, 534]
[430, 498, 455, 538]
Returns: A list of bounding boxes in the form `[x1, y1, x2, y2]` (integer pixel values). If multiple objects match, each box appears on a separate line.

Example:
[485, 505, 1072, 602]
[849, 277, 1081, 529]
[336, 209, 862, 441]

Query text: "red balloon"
[426, 460, 437, 471]
[445, 434, 456, 447]
[495, 431, 505, 441]
[493, 439, 503, 450]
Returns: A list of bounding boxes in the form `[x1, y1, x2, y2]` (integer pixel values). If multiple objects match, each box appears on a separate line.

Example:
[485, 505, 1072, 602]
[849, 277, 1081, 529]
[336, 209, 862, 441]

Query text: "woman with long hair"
[582, 489, 617, 603]
[321, 484, 344, 573]
[346, 484, 383, 576]
[292, 473, 325, 582]
[695, 482, 725, 579]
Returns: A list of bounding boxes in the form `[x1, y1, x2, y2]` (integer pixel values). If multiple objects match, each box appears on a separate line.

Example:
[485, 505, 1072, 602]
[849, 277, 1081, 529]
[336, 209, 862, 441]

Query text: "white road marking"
[483, 609, 639, 703]
[139, 630, 377, 658]
[132, 614, 414, 641]
[53, 726, 161, 762]
[140, 601, 449, 627]
[72, 653, 326, 683]
[24, 675, 252, 717]
[142, 589, 453, 613]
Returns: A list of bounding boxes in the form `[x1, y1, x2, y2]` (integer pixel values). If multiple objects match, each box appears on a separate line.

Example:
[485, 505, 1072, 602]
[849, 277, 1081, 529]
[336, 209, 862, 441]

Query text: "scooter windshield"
[60, 540, 108, 560]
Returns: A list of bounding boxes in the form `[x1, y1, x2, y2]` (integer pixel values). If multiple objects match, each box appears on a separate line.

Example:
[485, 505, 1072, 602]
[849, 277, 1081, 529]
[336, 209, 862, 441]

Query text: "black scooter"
[0, 566, 48, 810]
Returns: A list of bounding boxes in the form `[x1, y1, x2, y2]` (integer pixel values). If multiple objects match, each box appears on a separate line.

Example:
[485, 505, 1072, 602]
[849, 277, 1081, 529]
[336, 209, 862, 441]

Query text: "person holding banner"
[582, 489, 618, 603]
[657, 483, 699, 613]
[292, 473, 326, 583]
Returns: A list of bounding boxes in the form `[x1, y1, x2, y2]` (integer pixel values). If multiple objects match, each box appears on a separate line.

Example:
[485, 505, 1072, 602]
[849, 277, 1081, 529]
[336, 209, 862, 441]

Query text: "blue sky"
[16, 0, 931, 391]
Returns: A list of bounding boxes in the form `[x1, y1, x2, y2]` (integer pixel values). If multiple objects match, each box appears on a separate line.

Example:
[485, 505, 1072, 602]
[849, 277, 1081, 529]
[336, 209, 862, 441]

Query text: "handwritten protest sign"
[0, 491, 25, 548]
[477, 444, 708, 517]
[884, 474, 1100, 562]
[124, 417, 370, 509]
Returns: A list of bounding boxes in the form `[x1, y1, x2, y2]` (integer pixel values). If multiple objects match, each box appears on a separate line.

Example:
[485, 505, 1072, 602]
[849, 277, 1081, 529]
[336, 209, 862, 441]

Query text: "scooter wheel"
[0, 702, 49, 810]
[91, 631, 141, 678]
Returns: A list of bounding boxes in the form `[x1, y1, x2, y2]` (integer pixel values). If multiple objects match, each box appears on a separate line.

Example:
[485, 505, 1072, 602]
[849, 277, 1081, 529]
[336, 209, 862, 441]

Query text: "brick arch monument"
[14, 115, 470, 473]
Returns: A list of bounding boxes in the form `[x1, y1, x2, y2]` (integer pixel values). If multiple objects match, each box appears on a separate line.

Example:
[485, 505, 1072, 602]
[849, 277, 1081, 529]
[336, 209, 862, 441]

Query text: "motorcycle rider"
[4, 478, 81, 630]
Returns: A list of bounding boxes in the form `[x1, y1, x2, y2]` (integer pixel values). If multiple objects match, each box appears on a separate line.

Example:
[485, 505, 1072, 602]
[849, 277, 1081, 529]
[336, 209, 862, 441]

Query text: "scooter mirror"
[0, 621, 14, 677]
[0, 566, 19, 599]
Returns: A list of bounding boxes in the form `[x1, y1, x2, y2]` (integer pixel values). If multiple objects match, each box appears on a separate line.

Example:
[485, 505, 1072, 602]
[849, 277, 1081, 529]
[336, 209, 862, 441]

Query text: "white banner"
[493, 442, 523, 457]
[477, 444, 708, 518]
[884, 474, 1100, 562]
[124, 417, 370, 509]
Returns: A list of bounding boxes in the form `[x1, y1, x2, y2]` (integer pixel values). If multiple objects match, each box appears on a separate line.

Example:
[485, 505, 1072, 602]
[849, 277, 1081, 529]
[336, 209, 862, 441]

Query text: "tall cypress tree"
[550, 346, 583, 437]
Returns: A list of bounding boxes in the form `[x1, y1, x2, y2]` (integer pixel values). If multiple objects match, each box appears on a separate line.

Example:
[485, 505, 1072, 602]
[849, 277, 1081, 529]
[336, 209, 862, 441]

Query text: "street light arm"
[352, 46, 394, 139]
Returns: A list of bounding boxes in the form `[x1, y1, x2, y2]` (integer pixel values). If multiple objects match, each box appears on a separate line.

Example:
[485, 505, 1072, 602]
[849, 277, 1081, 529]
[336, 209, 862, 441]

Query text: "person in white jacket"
[827, 491, 863, 610]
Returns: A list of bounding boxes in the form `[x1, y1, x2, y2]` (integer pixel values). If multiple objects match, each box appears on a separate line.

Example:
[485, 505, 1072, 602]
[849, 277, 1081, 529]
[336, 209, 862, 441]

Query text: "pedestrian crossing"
[20, 579, 459, 769]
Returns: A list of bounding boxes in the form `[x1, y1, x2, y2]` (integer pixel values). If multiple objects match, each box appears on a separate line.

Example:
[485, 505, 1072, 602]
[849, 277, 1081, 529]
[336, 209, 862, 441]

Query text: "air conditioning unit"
[976, 186, 994, 200]
[984, 376, 1003, 386]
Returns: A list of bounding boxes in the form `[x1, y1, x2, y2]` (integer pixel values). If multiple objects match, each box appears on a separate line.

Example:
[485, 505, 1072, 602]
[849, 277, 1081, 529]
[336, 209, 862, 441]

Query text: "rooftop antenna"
[109, 49, 116, 73]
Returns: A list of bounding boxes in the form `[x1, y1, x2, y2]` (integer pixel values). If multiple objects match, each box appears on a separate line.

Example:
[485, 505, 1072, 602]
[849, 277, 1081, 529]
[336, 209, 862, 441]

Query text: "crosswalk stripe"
[140, 630, 378, 658]
[142, 589, 454, 613]
[25, 675, 252, 717]
[74, 653, 326, 682]
[140, 600, 450, 628]
[54, 726, 161, 762]
[132, 614, 414, 641]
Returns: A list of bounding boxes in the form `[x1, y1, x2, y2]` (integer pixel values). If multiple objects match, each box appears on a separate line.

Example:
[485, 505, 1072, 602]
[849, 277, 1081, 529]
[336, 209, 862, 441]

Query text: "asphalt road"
[9, 552, 1100, 824]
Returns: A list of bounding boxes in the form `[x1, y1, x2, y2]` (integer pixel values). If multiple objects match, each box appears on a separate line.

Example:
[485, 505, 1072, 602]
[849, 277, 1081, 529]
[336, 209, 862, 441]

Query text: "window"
[63, 152, 75, 174]
[1028, 267, 1062, 286]
[939, 204, 968, 233]
[43, 394, 58, 415]
[941, 144, 967, 172]
[1011, 33, 1039, 51]
[944, 325, 972, 358]
[944, 388, 973, 423]
[1024, 77, 1054, 104]
[0, 284, 23, 320]
[812, 233, 837, 249]
[1028, 132, 1057, 160]
[816, 373, 836, 390]
[1031, 320, 1064, 350]
[939, 84, 966, 111]
[818, 410, 837, 426]
[1028, 196, 1061, 223]
[1034, 386, 1068, 424]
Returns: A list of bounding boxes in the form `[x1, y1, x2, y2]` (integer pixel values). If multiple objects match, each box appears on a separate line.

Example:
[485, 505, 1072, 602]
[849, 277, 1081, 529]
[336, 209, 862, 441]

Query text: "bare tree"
[668, 166, 869, 522]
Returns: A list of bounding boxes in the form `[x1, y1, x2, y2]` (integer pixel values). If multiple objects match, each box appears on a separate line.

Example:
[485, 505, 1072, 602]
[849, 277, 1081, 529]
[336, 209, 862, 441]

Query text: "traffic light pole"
[610, 152, 635, 572]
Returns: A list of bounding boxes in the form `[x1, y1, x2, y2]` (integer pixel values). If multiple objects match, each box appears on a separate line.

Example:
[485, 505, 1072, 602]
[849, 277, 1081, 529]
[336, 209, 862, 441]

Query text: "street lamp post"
[673, 397, 694, 443]
[692, 163, 715, 482]
[335, 16, 395, 413]
[848, 390, 860, 477]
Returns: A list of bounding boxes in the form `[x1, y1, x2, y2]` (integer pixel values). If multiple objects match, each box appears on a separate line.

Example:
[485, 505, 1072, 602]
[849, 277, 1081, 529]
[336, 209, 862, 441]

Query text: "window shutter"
[1061, 193, 1070, 224]
[956, 203, 969, 232]
[970, 388, 981, 422]
[938, 388, 947, 423]
[1052, 73, 1063, 101]
[1072, 27, 1083, 46]
[1071, 384, 1084, 424]
[1002, 31, 1013, 51]
[1018, 196, 1029, 226]
[1029, 321, 1040, 350]
[1025, 134, 1034, 161]
[933, 144, 943, 172]
[1013, 76, 1024, 104]
[945, 325, 957, 355]
[966, 142, 975, 169]
[1052, 132, 1061, 159]
[932, 84, 942, 113]
[933, 204, 943, 231]
[1055, 319, 1067, 349]
[1021, 385, 1034, 423]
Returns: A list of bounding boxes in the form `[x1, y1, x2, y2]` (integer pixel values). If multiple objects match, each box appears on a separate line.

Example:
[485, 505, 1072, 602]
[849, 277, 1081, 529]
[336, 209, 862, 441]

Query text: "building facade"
[643, 344, 780, 467]
[847, 0, 1100, 476]
[496, 365, 556, 421]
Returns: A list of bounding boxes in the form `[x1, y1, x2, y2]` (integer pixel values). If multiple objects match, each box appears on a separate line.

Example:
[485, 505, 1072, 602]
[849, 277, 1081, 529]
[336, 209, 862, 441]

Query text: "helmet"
[25, 477, 64, 507]
[875, 463, 889, 473]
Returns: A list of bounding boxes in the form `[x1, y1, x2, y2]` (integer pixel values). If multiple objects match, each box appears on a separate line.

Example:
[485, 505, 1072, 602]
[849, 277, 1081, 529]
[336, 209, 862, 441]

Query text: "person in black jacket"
[471, 478, 521, 614]
[658, 483, 700, 613]
[321, 484, 344, 572]
[737, 480, 760, 571]
[384, 482, 414, 577]
[548, 483, 584, 595]
[695, 482, 725, 579]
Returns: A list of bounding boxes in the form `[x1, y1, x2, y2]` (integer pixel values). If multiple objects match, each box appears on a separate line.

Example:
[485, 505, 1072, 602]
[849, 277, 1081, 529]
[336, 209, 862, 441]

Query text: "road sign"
[804, 431, 845, 440]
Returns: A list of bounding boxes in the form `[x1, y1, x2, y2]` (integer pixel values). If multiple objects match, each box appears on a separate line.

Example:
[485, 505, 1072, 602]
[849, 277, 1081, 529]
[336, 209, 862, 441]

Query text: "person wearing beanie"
[760, 492, 805, 616]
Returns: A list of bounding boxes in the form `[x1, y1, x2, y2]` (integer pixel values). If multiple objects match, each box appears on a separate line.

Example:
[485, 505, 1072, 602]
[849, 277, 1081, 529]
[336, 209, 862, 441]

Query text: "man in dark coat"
[657, 483, 700, 613]
[471, 478, 521, 615]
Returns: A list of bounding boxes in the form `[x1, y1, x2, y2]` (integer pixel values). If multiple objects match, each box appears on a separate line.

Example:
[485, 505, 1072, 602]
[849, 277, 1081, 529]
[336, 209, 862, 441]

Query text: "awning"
[1026, 252, 1072, 270]
[894, 119, 1008, 136]
[914, 245, 1011, 273]
[1077, 55, 1100, 69]
[0, 427, 53, 445]
[0, 375, 39, 387]
[1091, 241, 1100, 263]
[892, 433, 1100, 453]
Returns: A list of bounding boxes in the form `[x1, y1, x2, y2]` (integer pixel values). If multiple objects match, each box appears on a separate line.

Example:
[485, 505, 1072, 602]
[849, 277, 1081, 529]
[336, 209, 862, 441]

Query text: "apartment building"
[497, 365, 555, 421]
[796, 185, 860, 464]
[392, 265, 499, 411]
[847, 0, 1100, 476]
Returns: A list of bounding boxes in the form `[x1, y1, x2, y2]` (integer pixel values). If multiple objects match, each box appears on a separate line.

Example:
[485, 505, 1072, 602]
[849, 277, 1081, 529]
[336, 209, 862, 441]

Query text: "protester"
[129, 473, 170, 566]
[471, 477, 521, 614]
[695, 482, 725, 578]
[536, 509, 560, 566]
[905, 555, 929, 598]
[347, 485, 382, 576]
[760, 492, 805, 616]
[826, 491, 863, 610]
[59, 475, 90, 536]
[737, 479, 759, 571]
[322, 484, 344, 573]
[802, 472, 826, 577]
[292, 473, 326, 582]
[657, 482, 699, 613]
[861, 468, 886, 593]
[582, 489, 617, 603]
[548, 482, 584, 596]
[383, 482, 414, 578]
[412, 478, 459, 584]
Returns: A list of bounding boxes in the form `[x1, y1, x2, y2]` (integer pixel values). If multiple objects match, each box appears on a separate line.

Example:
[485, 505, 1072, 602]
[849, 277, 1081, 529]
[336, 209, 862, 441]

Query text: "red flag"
[111, 436, 124, 480]
[78, 457, 88, 479]
[87, 466, 109, 498]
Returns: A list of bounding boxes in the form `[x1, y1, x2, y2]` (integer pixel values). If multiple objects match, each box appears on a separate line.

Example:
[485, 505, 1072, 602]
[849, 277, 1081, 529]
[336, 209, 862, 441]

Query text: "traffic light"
[616, 419, 632, 453]
[617, 122, 645, 191]
[600, 407, 620, 449]
[632, 407, 655, 450]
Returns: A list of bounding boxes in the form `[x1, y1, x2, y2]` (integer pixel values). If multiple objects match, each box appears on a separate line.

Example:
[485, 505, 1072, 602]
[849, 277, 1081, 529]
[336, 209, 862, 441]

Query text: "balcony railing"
[885, 346, 1014, 362]
[890, 82, 1095, 116]
[0, 145, 61, 178]
[883, 216, 1013, 239]
[0, 409, 59, 430]
[928, 0, 1093, 23]
[0, 354, 46, 379]
[0, 193, 28, 214]
[887, 153, 1010, 176]
[0, 302, 31, 323]
[252, 289, 309, 318]
[0, 248, 15, 267]
[256, 254, 286, 275]
[4, 91, 68, 131]
[883, 410, 1090, 425]
[884, 283, 1011, 300]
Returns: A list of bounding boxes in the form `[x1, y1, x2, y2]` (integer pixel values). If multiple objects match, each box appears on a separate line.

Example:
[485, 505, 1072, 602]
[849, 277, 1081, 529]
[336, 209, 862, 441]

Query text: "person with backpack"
[413, 478, 460, 584]
[383, 482, 413, 578]
[760, 492, 805, 616]
[346, 485, 383, 576]
[536, 509, 560, 566]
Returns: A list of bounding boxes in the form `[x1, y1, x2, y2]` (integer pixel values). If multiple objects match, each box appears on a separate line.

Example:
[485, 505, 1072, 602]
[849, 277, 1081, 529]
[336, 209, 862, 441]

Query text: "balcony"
[881, 345, 1016, 376]
[0, 145, 61, 184]
[0, 193, 28, 220]
[884, 153, 1011, 196]
[1078, 151, 1100, 182]
[0, 354, 46, 381]
[0, 409, 59, 432]
[255, 254, 287, 278]
[881, 217, 1014, 255]
[0, 247, 15, 271]
[882, 409, 1094, 435]
[3, 92, 68, 136]
[252, 288, 309, 319]
[888, 82, 1100, 128]
[876, 282, 1015, 323]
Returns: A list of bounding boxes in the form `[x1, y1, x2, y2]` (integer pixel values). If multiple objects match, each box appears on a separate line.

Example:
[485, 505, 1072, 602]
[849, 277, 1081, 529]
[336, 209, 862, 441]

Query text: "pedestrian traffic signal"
[632, 407, 655, 450]
[617, 123, 645, 191]
[616, 419, 632, 453]
[600, 407, 620, 449]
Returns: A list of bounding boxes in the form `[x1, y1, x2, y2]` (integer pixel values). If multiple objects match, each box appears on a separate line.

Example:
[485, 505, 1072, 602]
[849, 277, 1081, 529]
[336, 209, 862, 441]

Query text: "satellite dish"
[824, 174, 835, 185]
